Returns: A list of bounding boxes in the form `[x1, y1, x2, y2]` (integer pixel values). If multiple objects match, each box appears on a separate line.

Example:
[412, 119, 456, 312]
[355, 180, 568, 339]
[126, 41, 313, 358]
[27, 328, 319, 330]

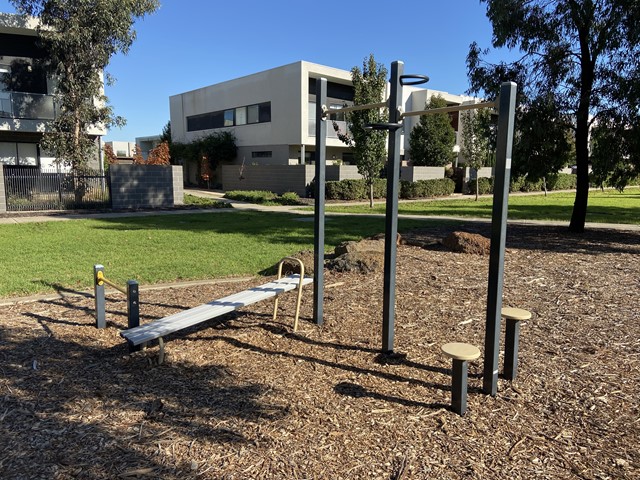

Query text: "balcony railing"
[308, 119, 349, 138]
[0, 91, 57, 120]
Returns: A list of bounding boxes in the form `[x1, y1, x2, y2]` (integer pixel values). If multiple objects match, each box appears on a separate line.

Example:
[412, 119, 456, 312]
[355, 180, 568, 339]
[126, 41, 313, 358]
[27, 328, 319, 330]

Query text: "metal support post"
[127, 280, 140, 352]
[94, 264, 106, 329]
[482, 82, 517, 396]
[382, 61, 404, 353]
[452, 359, 469, 416]
[313, 78, 327, 325]
[504, 319, 521, 380]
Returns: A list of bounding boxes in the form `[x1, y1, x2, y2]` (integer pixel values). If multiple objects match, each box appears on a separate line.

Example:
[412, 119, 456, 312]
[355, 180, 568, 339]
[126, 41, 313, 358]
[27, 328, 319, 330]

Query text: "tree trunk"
[475, 174, 479, 201]
[369, 182, 374, 208]
[569, 22, 595, 233]
[543, 176, 548, 196]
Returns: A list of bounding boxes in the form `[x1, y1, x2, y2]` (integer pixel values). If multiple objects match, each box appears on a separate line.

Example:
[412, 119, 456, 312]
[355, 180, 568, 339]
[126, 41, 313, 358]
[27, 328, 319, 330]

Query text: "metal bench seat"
[121, 274, 312, 347]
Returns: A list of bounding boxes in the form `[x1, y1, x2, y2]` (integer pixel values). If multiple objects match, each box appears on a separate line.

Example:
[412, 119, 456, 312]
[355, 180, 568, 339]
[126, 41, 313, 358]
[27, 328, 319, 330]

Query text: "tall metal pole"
[382, 61, 404, 353]
[313, 78, 327, 325]
[483, 81, 517, 395]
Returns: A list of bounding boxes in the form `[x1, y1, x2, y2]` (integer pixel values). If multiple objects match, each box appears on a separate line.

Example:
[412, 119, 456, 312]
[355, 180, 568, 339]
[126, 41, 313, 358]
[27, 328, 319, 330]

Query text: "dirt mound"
[442, 231, 491, 254]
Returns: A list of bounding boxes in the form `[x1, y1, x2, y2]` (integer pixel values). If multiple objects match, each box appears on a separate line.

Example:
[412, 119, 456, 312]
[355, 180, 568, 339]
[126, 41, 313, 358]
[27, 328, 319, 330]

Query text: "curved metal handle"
[400, 74, 429, 86]
[273, 257, 306, 332]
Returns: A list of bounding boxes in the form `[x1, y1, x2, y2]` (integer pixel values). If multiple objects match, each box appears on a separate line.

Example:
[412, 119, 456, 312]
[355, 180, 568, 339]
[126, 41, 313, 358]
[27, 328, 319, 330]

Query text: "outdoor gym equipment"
[313, 61, 517, 396]
[93, 265, 140, 344]
[119, 257, 312, 362]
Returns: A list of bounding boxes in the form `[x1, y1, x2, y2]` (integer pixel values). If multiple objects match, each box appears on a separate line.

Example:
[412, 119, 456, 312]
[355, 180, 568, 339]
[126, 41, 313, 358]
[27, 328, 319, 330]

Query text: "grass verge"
[319, 189, 640, 225]
[0, 211, 435, 298]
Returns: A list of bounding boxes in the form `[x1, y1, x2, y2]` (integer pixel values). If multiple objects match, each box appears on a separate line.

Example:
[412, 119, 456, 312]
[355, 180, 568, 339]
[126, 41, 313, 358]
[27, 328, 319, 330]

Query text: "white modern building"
[170, 61, 479, 185]
[0, 13, 105, 170]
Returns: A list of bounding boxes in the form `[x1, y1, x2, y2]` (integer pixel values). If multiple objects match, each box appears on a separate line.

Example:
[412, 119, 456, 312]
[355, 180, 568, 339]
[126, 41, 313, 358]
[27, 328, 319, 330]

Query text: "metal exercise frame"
[93, 264, 140, 351]
[313, 63, 516, 395]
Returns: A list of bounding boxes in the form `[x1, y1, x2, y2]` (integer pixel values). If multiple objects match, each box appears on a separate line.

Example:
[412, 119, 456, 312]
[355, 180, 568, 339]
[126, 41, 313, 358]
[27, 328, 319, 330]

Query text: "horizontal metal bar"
[96, 271, 127, 294]
[322, 100, 388, 117]
[401, 100, 497, 118]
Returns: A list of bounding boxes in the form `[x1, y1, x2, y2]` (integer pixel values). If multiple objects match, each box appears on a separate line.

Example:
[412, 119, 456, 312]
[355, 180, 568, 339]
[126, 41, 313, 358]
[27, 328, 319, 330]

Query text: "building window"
[247, 104, 259, 124]
[187, 102, 271, 132]
[224, 109, 234, 127]
[235, 106, 246, 125]
[0, 141, 39, 166]
[251, 151, 272, 158]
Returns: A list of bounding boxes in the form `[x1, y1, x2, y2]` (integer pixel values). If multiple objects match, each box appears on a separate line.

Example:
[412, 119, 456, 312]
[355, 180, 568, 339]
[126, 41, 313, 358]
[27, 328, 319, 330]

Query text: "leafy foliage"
[223, 190, 302, 206]
[460, 108, 493, 199]
[103, 143, 118, 165]
[146, 141, 170, 165]
[132, 144, 145, 164]
[467, 0, 640, 231]
[333, 54, 388, 207]
[408, 95, 456, 166]
[171, 131, 237, 171]
[10, 0, 159, 173]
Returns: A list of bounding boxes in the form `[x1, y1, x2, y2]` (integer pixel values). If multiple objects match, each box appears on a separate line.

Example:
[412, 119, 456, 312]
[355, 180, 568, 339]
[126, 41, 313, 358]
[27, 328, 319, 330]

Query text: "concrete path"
[1, 187, 638, 232]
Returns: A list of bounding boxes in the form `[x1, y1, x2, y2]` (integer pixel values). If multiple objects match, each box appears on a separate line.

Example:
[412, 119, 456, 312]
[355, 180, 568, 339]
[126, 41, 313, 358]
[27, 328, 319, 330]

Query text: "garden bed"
[0, 224, 638, 479]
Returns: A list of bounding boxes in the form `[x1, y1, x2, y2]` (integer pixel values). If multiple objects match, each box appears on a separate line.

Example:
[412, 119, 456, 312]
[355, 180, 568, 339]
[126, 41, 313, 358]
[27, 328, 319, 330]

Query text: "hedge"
[322, 177, 455, 200]
[400, 178, 456, 198]
[465, 173, 578, 195]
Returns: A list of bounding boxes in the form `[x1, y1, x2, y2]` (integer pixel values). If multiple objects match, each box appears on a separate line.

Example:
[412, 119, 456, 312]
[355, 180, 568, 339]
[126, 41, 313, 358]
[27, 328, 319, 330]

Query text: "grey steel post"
[504, 319, 521, 380]
[482, 82, 517, 396]
[313, 78, 327, 325]
[94, 264, 106, 329]
[126, 280, 140, 352]
[452, 359, 469, 416]
[382, 61, 404, 353]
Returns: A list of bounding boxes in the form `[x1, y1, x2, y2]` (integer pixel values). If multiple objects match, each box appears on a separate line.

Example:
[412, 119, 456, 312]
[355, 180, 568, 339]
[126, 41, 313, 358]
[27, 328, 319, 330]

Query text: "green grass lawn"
[320, 189, 640, 225]
[0, 212, 432, 298]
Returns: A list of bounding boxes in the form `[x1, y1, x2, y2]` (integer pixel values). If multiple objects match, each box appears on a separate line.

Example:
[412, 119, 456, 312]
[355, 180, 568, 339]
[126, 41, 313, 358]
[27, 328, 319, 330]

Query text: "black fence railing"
[3, 167, 111, 212]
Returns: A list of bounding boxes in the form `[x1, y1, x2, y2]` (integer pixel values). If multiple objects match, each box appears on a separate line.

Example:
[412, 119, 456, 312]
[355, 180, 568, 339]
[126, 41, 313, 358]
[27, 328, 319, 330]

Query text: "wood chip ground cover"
[0, 224, 638, 479]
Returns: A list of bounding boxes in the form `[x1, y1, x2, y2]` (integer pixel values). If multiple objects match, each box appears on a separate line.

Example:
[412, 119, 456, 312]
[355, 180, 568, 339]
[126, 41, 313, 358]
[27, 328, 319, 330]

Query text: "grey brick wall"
[221, 165, 316, 196]
[400, 166, 446, 182]
[110, 164, 182, 209]
[171, 166, 184, 205]
[0, 165, 6, 213]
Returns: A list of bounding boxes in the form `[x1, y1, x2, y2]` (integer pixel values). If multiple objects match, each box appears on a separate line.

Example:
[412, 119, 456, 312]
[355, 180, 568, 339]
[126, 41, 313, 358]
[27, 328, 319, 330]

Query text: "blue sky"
[1, 0, 512, 142]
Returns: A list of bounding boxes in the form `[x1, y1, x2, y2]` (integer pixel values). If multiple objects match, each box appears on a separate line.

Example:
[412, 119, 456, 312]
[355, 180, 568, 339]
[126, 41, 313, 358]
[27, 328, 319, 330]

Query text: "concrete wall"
[0, 164, 6, 213]
[110, 164, 183, 209]
[221, 164, 315, 196]
[400, 166, 446, 182]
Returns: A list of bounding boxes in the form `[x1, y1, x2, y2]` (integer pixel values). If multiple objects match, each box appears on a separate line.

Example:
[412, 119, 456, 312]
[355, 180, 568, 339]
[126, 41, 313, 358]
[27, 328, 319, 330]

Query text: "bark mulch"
[0, 224, 638, 479]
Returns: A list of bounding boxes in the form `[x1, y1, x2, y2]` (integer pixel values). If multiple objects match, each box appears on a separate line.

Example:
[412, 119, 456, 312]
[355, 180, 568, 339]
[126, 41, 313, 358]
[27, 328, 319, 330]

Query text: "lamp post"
[453, 144, 460, 168]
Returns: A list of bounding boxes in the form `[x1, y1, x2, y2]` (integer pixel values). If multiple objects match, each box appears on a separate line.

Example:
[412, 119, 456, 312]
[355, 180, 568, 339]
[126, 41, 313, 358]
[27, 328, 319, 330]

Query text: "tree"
[103, 143, 118, 166]
[132, 144, 145, 164]
[460, 108, 493, 200]
[467, 0, 640, 232]
[171, 131, 237, 185]
[160, 121, 171, 144]
[513, 94, 573, 194]
[334, 54, 388, 207]
[10, 0, 159, 177]
[590, 120, 638, 192]
[147, 141, 170, 165]
[408, 95, 456, 167]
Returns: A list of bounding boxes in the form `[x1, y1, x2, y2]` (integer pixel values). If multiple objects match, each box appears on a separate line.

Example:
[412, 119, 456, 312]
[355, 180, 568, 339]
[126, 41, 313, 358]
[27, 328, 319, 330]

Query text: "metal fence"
[3, 167, 111, 211]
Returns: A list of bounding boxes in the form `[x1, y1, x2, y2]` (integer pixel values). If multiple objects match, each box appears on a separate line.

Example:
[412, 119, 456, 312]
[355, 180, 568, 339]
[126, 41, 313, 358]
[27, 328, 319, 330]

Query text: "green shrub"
[510, 176, 526, 192]
[372, 178, 387, 198]
[401, 178, 455, 198]
[466, 177, 494, 195]
[224, 190, 277, 203]
[279, 191, 301, 205]
[326, 179, 367, 200]
[546, 173, 577, 190]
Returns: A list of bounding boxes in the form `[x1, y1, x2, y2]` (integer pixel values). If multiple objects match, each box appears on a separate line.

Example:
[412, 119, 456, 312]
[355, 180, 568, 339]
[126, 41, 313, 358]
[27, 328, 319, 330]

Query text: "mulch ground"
[1, 223, 639, 479]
